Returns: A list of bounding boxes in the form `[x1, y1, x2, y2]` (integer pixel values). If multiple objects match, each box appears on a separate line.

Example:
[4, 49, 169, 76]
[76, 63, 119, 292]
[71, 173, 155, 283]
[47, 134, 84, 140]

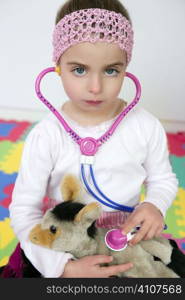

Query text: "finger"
[121, 217, 141, 235]
[129, 222, 150, 245]
[92, 255, 113, 265]
[143, 226, 158, 240]
[102, 262, 133, 277]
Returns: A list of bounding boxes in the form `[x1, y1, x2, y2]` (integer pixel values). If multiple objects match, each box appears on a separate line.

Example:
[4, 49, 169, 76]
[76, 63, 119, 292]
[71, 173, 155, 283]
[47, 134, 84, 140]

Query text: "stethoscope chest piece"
[105, 228, 132, 251]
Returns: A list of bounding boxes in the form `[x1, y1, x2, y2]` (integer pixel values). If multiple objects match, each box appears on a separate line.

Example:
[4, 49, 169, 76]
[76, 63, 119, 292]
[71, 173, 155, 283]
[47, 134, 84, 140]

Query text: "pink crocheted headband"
[52, 8, 134, 65]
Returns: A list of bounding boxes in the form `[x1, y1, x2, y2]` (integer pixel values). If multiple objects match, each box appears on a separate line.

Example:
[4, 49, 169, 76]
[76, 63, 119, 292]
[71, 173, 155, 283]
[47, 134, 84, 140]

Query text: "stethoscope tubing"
[35, 67, 167, 230]
[81, 164, 134, 212]
[89, 164, 134, 212]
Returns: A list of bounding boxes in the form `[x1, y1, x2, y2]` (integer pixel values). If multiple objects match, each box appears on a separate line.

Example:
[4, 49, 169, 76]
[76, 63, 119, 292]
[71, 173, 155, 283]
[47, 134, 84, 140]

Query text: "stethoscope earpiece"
[55, 66, 61, 76]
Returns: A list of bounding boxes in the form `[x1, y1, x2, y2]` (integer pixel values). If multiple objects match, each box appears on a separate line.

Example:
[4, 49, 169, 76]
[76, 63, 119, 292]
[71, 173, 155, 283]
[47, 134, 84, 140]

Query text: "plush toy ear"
[61, 174, 85, 202]
[74, 202, 102, 225]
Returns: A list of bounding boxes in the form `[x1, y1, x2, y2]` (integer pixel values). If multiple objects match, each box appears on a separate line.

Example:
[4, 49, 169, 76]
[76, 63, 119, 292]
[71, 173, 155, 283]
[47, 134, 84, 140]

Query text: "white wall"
[0, 0, 185, 125]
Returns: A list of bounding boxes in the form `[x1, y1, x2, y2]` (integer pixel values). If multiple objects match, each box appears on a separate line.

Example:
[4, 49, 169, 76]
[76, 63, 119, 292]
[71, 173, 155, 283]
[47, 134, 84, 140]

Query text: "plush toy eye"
[50, 225, 57, 234]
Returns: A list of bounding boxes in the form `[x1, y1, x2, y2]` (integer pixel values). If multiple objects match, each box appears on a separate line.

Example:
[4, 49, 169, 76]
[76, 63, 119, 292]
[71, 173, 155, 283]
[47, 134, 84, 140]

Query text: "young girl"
[8, 0, 178, 278]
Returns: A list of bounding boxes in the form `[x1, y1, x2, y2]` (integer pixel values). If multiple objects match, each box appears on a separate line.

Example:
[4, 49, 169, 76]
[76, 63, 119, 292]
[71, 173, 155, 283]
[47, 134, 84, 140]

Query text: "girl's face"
[59, 42, 127, 117]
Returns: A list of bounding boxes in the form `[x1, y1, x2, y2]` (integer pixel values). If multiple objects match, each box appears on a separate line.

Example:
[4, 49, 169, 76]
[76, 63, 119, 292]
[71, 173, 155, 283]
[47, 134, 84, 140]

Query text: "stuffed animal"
[29, 175, 185, 278]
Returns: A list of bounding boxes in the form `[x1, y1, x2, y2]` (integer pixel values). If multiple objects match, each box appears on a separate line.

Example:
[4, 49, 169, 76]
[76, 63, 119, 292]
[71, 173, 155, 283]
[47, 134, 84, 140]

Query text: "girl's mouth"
[84, 100, 103, 106]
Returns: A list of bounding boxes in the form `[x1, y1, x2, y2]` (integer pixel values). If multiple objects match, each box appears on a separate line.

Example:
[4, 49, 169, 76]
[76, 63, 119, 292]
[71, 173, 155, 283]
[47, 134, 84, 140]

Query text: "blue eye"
[73, 67, 86, 76]
[72, 67, 119, 77]
[105, 68, 119, 76]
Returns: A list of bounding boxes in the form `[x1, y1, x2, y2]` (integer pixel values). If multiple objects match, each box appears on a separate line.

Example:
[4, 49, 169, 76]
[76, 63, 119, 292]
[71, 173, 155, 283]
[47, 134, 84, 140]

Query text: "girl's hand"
[62, 255, 133, 278]
[121, 202, 164, 245]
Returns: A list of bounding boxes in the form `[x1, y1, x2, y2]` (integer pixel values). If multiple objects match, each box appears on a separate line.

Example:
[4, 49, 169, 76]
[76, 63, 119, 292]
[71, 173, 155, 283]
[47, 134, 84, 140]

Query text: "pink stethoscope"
[35, 67, 166, 251]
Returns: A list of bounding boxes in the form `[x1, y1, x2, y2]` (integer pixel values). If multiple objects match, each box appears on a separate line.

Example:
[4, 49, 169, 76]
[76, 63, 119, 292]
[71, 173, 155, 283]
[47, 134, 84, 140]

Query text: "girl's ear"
[61, 174, 85, 202]
[74, 202, 102, 224]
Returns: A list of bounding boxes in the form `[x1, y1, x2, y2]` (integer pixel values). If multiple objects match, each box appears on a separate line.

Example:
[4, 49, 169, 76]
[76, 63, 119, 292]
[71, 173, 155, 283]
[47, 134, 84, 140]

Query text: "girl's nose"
[88, 75, 102, 95]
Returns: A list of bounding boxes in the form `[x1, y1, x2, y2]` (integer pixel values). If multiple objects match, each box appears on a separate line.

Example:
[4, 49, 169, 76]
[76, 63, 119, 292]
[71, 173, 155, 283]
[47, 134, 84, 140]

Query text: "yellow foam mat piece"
[0, 142, 24, 174]
[0, 256, 9, 266]
[0, 218, 15, 249]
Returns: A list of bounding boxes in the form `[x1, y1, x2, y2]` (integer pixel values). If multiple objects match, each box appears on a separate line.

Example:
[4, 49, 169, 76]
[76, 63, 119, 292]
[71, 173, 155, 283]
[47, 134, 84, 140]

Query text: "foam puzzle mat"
[0, 119, 185, 267]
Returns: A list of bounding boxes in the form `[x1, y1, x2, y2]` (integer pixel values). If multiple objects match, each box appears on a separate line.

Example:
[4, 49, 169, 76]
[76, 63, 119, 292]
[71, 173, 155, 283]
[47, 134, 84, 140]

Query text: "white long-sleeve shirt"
[9, 105, 178, 277]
